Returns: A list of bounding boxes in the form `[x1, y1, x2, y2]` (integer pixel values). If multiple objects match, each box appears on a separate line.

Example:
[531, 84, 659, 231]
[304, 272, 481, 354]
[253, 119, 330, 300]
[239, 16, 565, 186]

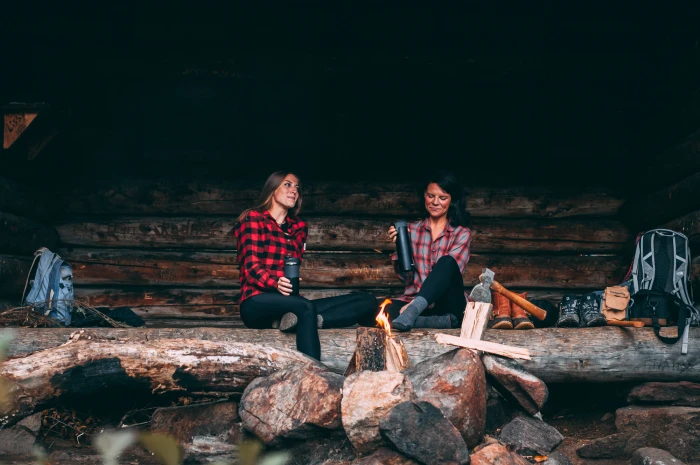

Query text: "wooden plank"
[0, 212, 59, 254]
[3, 112, 38, 150]
[435, 334, 531, 360]
[54, 216, 631, 253]
[6, 327, 700, 383]
[63, 181, 624, 218]
[58, 248, 629, 289]
[620, 172, 700, 231]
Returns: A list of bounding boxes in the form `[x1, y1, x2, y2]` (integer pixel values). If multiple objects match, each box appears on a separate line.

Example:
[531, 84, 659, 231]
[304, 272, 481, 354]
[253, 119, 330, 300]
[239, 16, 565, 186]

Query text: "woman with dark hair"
[234, 171, 377, 360]
[384, 170, 472, 332]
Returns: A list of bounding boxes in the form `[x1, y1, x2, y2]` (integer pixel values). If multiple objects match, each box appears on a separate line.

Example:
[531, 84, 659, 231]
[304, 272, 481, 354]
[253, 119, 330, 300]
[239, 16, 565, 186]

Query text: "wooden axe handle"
[606, 320, 645, 328]
[490, 281, 547, 321]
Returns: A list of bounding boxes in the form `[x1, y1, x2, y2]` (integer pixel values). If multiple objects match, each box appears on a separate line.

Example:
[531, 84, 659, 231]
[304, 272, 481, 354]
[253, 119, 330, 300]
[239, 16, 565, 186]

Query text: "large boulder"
[498, 414, 563, 456]
[631, 447, 686, 465]
[240, 365, 344, 444]
[577, 406, 700, 461]
[0, 412, 41, 456]
[342, 371, 417, 454]
[404, 348, 486, 447]
[482, 354, 548, 415]
[628, 381, 700, 407]
[379, 401, 470, 465]
[470, 443, 530, 465]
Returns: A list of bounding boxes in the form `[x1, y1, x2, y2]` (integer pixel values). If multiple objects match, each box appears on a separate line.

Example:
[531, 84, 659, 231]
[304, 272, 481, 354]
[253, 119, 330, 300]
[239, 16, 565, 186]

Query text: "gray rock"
[483, 354, 549, 415]
[542, 451, 574, 465]
[628, 382, 700, 407]
[485, 397, 510, 434]
[0, 412, 42, 456]
[577, 432, 632, 459]
[631, 447, 686, 465]
[498, 414, 563, 455]
[379, 401, 469, 465]
[151, 400, 239, 444]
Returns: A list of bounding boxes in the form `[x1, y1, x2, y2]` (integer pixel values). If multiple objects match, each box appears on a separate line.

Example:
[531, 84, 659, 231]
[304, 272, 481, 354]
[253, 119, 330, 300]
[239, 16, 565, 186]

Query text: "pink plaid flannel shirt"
[392, 218, 472, 301]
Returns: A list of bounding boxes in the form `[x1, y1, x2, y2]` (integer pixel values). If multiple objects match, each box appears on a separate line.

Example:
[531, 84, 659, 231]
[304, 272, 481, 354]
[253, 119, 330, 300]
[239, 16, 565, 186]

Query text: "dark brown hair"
[237, 171, 302, 223]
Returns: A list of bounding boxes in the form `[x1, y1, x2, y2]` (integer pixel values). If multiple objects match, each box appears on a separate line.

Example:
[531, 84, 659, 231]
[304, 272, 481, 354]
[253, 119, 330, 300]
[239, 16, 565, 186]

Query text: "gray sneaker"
[581, 292, 607, 327]
[557, 294, 581, 328]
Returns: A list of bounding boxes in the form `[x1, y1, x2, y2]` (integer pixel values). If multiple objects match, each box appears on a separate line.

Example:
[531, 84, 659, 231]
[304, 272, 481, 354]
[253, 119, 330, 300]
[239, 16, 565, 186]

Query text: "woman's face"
[272, 174, 300, 210]
[424, 182, 451, 220]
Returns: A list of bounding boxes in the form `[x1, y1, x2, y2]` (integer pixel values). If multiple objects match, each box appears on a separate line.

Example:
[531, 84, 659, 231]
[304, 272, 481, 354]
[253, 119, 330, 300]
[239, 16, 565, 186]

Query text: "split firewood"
[435, 334, 531, 360]
[461, 302, 493, 340]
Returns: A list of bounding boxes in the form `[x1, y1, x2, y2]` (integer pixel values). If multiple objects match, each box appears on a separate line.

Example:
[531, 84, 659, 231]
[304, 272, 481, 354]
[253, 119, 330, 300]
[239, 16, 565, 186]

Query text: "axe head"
[480, 268, 495, 286]
[469, 268, 495, 303]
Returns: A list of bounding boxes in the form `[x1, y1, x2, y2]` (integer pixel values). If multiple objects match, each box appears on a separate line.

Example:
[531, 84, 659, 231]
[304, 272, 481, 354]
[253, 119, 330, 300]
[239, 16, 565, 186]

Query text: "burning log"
[344, 300, 410, 376]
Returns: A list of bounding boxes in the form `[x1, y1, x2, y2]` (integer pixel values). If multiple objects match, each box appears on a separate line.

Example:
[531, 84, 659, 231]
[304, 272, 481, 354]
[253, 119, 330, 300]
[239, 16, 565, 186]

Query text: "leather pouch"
[601, 286, 630, 321]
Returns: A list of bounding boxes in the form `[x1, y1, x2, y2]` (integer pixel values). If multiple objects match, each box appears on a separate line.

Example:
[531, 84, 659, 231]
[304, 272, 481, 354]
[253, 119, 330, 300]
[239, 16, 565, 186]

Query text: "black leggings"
[240, 292, 378, 360]
[380, 255, 466, 323]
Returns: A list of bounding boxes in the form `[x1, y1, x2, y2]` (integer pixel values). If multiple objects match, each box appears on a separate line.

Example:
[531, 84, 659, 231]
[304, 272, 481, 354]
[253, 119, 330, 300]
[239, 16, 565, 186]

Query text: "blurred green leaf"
[238, 439, 263, 465]
[139, 432, 183, 465]
[94, 430, 137, 465]
[258, 451, 290, 465]
[32, 445, 48, 465]
[0, 377, 12, 414]
[0, 329, 15, 362]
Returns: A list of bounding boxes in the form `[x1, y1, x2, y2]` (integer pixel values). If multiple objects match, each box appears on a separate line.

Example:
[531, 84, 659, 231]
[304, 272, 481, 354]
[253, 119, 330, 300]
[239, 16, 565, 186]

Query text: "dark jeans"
[367, 255, 466, 324]
[241, 292, 378, 360]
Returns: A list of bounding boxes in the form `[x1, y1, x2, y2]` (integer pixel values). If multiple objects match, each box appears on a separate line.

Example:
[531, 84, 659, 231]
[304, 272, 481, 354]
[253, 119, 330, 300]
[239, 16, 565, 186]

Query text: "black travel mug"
[283, 257, 301, 296]
[394, 220, 414, 272]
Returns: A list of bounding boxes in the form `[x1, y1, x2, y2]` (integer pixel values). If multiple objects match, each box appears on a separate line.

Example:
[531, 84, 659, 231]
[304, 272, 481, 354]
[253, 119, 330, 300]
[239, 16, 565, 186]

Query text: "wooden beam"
[54, 216, 631, 253]
[6, 327, 700, 383]
[63, 181, 624, 218]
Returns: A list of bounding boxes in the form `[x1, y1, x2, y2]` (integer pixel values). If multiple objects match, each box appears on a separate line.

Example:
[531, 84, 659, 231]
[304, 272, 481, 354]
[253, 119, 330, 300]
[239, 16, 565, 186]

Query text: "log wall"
[0, 180, 649, 327]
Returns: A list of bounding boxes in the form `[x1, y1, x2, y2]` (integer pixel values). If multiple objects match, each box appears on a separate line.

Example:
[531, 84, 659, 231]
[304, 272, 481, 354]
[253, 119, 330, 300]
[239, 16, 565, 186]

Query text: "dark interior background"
[3, 1, 700, 187]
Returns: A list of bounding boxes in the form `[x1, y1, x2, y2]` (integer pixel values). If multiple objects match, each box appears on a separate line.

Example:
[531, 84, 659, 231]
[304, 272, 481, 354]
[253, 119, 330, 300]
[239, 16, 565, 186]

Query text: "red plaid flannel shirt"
[392, 218, 472, 301]
[235, 210, 307, 302]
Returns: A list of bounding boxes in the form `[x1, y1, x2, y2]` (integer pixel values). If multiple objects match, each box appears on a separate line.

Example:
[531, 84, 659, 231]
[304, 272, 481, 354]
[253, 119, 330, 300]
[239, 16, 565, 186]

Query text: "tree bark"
[0, 212, 59, 255]
[5, 327, 700, 384]
[0, 330, 323, 427]
[620, 172, 700, 231]
[63, 181, 624, 218]
[55, 216, 631, 253]
[344, 327, 410, 376]
[59, 248, 629, 289]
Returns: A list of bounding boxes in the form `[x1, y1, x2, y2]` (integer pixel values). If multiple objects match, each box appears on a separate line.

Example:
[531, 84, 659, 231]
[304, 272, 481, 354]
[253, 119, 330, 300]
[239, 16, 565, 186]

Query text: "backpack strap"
[651, 298, 693, 354]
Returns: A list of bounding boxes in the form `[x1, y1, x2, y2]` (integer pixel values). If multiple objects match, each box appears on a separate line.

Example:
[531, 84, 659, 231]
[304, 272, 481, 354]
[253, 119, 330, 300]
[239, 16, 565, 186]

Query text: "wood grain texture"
[6, 327, 700, 383]
[55, 216, 631, 252]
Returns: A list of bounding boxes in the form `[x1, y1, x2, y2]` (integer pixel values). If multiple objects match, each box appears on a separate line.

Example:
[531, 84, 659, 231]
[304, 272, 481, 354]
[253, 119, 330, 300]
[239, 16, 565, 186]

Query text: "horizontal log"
[0, 255, 32, 298]
[6, 327, 700, 383]
[619, 172, 700, 231]
[0, 212, 59, 254]
[664, 209, 700, 252]
[55, 216, 631, 253]
[63, 181, 623, 218]
[0, 176, 46, 218]
[58, 248, 629, 289]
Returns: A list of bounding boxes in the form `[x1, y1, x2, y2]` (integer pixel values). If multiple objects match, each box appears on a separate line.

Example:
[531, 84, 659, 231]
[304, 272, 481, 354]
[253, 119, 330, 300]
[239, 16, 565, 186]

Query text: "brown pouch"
[601, 286, 630, 321]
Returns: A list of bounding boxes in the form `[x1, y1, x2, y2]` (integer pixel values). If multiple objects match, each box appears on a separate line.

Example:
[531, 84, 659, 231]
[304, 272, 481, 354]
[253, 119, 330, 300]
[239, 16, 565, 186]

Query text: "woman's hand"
[277, 277, 293, 296]
[388, 226, 398, 243]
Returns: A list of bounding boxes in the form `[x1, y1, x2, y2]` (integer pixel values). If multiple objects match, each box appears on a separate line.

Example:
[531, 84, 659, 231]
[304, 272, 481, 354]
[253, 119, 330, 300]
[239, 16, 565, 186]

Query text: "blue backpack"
[23, 248, 74, 325]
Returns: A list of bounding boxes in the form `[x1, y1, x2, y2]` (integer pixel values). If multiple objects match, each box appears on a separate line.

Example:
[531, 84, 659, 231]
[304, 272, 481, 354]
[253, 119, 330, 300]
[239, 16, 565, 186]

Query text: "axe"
[470, 268, 547, 321]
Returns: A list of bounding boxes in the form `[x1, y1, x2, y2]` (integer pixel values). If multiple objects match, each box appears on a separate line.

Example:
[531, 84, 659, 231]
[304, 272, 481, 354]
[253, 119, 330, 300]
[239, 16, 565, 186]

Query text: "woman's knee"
[435, 254, 459, 271]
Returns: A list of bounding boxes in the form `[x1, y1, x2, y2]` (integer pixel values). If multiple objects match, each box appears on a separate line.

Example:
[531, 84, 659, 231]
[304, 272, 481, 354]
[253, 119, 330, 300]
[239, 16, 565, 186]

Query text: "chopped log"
[461, 302, 492, 340]
[344, 327, 410, 376]
[0, 330, 323, 427]
[435, 334, 531, 360]
[63, 180, 624, 217]
[57, 248, 629, 289]
[7, 327, 700, 383]
[0, 212, 59, 254]
[620, 172, 700, 231]
[54, 216, 631, 253]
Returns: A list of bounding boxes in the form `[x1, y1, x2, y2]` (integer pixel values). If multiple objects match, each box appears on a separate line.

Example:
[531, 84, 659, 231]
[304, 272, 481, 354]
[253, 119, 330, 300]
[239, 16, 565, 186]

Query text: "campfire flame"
[376, 298, 393, 337]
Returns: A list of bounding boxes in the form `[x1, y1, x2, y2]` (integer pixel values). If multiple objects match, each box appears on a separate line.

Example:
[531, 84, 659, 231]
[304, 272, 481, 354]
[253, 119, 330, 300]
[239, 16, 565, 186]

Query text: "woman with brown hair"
[234, 171, 377, 360]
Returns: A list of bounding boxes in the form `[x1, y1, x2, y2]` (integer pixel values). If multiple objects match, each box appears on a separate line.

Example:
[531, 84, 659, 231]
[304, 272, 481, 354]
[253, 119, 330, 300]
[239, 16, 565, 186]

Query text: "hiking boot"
[580, 292, 607, 327]
[512, 292, 535, 330]
[557, 294, 581, 328]
[278, 312, 298, 332]
[489, 292, 513, 329]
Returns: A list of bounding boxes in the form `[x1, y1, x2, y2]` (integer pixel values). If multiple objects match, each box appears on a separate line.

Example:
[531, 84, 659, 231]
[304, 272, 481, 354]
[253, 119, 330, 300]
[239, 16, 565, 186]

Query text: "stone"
[628, 381, 700, 407]
[483, 354, 548, 415]
[404, 348, 486, 447]
[240, 365, 344, 444]
[485, 397, 510, 434]
[631, 447, 686, 465]
[576, 406, 700, 461]
[0, 412, 42, 456]
[352, 447, 419, 465]
[379, 401, 469, 465]
[151, 400, 239, 444]
[470, 443, 531, 465]
[542, 451, 574, 465]
[342, 370, 417, 454]
[498, 414, 563, 456]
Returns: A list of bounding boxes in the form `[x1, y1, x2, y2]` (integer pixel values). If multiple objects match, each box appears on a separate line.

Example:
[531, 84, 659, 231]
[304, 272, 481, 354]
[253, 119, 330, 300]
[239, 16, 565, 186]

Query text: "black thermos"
[283, 257, 301, 296]
[394, 220, 414, 272]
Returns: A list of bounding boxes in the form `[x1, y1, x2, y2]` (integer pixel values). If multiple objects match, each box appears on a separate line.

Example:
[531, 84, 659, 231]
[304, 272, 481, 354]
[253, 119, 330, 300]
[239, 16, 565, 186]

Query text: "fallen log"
[5, 327, 700, 383]
[0, 330, 322, 427]
[54, 216, 630, 253]
[63, 181, 624, 217]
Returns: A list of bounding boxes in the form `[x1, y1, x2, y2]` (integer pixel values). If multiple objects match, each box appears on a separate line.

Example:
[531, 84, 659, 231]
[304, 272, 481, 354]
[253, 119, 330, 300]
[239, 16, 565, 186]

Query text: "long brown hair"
[237, 171, 303, 223]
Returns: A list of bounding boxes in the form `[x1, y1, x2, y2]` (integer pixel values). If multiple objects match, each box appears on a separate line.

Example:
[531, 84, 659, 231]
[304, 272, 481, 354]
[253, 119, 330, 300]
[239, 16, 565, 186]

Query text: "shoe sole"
[490, 320, 514, 330]
[513, 319, 535, 330]
[279, 313, 298, 332]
